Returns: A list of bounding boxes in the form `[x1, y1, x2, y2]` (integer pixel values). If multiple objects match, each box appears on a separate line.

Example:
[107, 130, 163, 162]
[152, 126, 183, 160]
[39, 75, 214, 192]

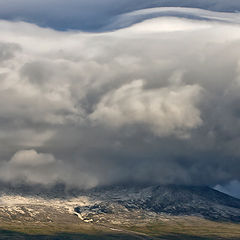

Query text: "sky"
[0, 0, 240, 198]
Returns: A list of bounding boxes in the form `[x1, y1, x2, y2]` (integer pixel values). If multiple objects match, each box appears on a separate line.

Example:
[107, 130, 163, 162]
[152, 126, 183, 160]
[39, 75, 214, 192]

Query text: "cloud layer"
[0, 0, 240, 31]
[0, 11, 240, 193]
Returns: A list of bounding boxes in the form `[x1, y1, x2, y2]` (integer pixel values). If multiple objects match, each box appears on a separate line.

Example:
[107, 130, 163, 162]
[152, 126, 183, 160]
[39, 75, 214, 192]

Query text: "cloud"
[0, 150, 98, 187]
[10, 149, 55, 166]
[0, 150, 59, 184]
[90, 80, 202, 138]
[0, 15, 240, 188]
[0, 42, 21, 62]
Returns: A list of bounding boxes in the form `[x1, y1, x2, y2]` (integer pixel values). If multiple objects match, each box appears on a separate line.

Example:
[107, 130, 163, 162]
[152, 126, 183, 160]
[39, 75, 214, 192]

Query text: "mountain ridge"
[0, 183, 239, 223]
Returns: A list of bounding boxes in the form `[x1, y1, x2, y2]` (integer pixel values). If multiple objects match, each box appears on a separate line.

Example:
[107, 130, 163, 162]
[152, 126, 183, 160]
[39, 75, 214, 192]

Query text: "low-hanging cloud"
[0, 149, 98, 187]
[0, 13, 240, 190]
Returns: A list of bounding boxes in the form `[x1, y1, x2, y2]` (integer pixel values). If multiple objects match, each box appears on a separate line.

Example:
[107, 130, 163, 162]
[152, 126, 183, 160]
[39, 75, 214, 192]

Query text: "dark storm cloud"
[0, 15, 240, 191]
[0, 0, 240, 31]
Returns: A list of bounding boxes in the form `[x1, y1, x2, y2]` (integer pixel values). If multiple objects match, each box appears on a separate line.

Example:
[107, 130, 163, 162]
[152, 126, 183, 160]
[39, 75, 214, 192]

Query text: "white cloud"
[0, 150, 58, 184]
[10, 149, 56, 166]
[90, 80, 202, 138]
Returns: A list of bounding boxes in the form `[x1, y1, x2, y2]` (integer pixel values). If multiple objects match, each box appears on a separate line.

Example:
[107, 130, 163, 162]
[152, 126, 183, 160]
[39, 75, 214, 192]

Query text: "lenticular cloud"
[0, 13, 240, 189]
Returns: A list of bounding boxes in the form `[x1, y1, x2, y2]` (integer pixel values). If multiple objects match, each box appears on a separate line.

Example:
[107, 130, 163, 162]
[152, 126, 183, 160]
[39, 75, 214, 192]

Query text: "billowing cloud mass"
[0, 2, 240, 197]
[90, 80, 202, 138]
